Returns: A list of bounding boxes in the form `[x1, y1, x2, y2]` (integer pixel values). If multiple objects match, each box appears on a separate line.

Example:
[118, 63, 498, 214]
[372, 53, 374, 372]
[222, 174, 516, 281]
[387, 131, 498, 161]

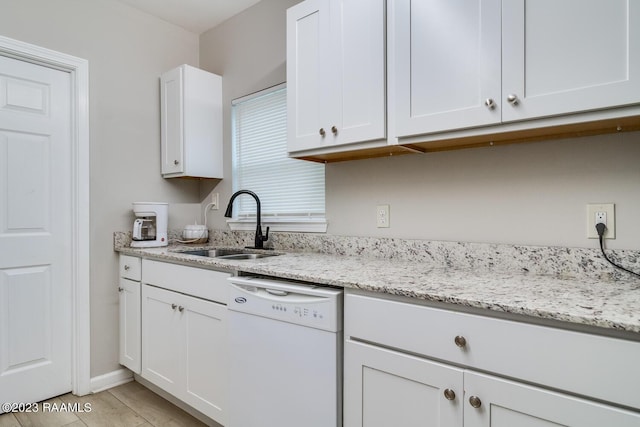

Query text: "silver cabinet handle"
[123, 265, 130, 271]
[507, 94, 519, 105]
[178, 306, 184, 312]
[444, 389, 456, 401]
[454, 335, 467, 348]
[173, 159, 179, 165]
[171, 303, 177, 310]
[319, 128, 326, 137]
[331, 125, 338, 135]
[484, 98, 496, 110]
[469, 396, 482, 408]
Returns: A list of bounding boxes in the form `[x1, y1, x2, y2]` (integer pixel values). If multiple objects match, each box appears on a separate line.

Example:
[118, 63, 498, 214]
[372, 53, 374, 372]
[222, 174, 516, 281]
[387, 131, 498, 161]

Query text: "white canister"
[182, 224, 208, 243]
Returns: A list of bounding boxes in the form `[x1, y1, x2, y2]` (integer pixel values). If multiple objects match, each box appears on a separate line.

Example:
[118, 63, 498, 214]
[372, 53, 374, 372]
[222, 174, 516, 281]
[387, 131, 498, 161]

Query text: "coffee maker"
[131, 202, 168, 248]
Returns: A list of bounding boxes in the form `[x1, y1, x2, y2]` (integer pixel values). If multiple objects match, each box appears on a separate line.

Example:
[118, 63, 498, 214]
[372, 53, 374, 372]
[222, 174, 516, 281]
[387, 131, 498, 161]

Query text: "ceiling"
[115, 0, 262, 34]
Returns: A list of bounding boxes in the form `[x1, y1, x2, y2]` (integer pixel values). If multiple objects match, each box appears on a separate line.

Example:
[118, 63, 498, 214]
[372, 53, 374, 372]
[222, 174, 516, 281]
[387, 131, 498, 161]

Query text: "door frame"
[0, 35, 90, 396]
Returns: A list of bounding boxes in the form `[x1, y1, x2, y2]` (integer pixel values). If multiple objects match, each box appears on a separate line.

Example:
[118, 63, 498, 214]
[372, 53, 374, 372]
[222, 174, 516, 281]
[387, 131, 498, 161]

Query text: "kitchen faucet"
[224, 190, 269, 249]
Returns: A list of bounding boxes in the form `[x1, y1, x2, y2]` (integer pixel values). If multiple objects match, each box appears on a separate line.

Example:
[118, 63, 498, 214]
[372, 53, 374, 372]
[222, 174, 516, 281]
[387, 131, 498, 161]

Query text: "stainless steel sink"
[176, 248, 279, 260]
[217, 253, 277, 260]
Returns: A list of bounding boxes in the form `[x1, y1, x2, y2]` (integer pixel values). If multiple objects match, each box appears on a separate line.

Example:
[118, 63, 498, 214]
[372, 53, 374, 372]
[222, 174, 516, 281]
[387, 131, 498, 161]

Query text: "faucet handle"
[262, 226, 270, 242]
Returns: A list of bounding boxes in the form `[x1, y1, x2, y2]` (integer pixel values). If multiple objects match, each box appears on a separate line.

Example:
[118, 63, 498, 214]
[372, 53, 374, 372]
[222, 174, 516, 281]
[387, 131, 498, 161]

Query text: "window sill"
[226, 218, 327, 233]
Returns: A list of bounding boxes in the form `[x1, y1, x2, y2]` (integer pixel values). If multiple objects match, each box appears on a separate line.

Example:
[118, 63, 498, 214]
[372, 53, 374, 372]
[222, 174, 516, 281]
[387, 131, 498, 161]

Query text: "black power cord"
[595, 223, 640, 279]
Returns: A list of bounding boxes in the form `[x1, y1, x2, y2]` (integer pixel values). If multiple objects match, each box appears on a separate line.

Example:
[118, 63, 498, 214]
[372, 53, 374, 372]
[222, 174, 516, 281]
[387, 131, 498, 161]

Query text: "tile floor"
[0, 381, 209, 427]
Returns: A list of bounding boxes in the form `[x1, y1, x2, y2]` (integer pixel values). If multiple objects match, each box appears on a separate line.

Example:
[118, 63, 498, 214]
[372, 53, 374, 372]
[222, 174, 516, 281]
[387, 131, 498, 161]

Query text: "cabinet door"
[160, 66, 184, 175]
[393, 0, 502, 137]
[287, 0, 332, 152]
[344, 339, 463, 427]
[118, 278, 140, 374]
[181, 293, 227, 425]
[330, 0, 386, 147]
[464, 371, 640, 427]
[502, 0, 640, 122]
[141, 285, 182, 395]
[287, 0, 386, 153]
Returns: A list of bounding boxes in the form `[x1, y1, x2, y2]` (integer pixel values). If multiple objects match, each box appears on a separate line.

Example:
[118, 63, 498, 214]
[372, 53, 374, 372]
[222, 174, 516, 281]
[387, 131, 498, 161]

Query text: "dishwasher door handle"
[265, 288, 289, 297]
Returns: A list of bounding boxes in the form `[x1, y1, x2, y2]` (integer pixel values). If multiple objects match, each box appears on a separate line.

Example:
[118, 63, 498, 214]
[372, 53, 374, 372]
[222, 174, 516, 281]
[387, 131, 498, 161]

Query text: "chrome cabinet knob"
[444, 389, 456, 401]
[123, 265, 130, 271]
[331, 125, 338, 135]
[469, 396, 482, 408]
[178, 306, 184, 312]
[484, 98, 496, 110]
[171, 303, 177, 310]
[319, 128, 326, 137]
[507, 94, 519, 105]
[454, 335, 467, 348]
[173, 159, 179, 165]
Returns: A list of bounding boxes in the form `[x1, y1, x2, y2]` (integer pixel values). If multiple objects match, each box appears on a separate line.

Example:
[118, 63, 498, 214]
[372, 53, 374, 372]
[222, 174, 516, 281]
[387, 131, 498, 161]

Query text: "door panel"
[5, 132, 49, 230]
[465, 371, 640, 427]
[394, 0, 502, 136]
[0, 55, 72, 406]
[287, 0, 330, 152]
[119, 278, 141, 374]
[1, 267, 51, 371]
[183, 295, 227, 422]
[344, 339, 463, 426]
[141, 285, 181, 394]
[502, 0, 640, 121]
[333, 0, 386, 145]
[160, 66, 184, 175]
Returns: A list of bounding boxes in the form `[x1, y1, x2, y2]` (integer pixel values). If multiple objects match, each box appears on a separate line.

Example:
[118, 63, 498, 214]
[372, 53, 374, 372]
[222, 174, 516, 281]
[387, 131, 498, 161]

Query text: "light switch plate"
[377, 205, 390, 228]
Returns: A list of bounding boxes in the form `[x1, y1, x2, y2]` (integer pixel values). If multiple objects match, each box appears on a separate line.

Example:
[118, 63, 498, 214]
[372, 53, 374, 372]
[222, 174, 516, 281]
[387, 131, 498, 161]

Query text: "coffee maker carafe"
[131, 202, 168, 248]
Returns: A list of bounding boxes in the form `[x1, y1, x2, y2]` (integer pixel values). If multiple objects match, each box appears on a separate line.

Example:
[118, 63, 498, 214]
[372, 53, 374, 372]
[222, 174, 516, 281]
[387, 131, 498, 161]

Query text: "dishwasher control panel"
[228, 276, 343, 332]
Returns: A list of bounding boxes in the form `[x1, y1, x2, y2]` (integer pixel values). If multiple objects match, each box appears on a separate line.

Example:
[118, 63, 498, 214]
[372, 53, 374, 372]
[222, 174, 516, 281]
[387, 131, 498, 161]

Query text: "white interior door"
[0, 55, 72, 406]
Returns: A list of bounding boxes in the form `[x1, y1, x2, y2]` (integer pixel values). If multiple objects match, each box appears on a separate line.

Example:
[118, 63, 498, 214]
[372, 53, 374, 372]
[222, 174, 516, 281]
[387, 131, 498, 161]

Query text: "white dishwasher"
[227, 276, 343, 427]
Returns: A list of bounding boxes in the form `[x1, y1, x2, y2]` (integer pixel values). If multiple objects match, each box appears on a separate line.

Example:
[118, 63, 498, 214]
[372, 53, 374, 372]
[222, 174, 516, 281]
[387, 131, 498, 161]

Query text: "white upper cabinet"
[287, 0, 386, 154]
[502, 0, 640, 122]
[160, 64, 223, 178]
[393, 0, 502, 137]
[392, 0, 640, 139]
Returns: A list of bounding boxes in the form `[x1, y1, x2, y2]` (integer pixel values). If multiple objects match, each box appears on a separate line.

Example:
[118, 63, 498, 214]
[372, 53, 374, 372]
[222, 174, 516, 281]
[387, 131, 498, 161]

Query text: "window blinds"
[231, 85, 325, 220]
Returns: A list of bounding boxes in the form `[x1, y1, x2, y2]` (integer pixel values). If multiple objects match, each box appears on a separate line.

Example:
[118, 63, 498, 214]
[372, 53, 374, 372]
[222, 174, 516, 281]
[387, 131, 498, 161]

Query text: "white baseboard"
[90, 368, 134, 393]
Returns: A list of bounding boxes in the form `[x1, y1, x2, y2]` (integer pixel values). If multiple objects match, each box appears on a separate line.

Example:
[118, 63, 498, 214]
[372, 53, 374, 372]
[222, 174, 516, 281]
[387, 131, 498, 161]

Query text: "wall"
[200, 0, 640, 251]
[199, 0, 301, 219]
[0, 0, 203, 377]
[327, 132, 640, 249]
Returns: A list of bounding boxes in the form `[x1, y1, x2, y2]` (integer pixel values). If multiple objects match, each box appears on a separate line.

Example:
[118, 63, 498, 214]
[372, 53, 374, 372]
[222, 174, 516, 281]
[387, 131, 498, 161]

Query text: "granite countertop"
[116, 242, 640, 336]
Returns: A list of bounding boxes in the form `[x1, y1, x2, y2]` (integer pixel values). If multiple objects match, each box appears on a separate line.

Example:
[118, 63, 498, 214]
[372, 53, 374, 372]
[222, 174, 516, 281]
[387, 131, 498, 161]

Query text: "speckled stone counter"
[115, 231, 640, 335]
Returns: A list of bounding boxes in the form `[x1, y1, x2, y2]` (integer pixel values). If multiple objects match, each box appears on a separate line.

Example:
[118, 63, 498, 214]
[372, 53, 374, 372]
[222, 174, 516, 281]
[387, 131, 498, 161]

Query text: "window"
[230, 84, 326, 232]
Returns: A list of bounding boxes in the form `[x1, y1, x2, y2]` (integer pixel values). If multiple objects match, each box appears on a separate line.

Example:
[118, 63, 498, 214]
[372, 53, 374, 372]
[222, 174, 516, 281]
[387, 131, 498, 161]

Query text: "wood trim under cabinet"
[402, 115, 640, 154]
[292, 114, 640, 163]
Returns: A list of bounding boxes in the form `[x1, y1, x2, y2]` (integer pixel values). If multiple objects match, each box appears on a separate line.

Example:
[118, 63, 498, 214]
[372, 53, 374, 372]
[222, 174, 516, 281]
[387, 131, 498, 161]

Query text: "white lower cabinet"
[139, 260, 230, 426]
[119, 277, 141, 374]
[141, 284, 227, 423]
[344, 339, 463, 426]
[464, 371, 640, 427]
[118, 255, 142, 374]
[344, 291, 640, 426]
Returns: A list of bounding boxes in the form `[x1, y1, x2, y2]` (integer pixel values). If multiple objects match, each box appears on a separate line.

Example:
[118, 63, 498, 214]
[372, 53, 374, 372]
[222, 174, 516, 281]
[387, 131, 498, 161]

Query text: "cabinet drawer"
[119, 255, 141, 281]
[142, 259, 230, 304]
[345, 292, 640, 410]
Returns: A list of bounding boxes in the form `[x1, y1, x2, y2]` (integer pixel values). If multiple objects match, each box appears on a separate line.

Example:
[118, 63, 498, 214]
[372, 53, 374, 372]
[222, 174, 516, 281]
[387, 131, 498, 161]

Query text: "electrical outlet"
[587, 203, 615, 239]
[377, 205, 390, 228]
[209, 193, 219, 210]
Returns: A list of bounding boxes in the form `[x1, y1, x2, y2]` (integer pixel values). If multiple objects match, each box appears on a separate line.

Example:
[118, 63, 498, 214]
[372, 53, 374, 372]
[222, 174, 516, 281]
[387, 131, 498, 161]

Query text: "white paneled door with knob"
[0, 55, 72, 405]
